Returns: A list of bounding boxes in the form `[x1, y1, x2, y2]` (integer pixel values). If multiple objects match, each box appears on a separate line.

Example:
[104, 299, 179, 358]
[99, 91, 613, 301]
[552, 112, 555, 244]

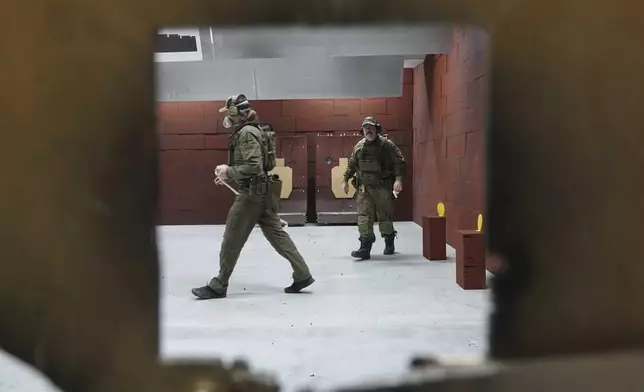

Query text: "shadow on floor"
[357, 254, 455, 265]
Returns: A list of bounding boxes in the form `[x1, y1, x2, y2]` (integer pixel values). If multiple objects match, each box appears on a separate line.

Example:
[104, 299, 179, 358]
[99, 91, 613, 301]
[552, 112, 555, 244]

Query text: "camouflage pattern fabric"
[208, 124, 312, 294]
[357, 183, 395, 237]
[343, 135, 406, 238]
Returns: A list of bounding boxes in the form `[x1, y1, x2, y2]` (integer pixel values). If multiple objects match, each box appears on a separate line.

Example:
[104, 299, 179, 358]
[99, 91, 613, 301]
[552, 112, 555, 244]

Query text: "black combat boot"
[191, 285, 227, 299]
[383, 231, 398, 255]
[351, 235, 375, 260]
[284, 276, 315, 293]
[191, 278, 227, 299]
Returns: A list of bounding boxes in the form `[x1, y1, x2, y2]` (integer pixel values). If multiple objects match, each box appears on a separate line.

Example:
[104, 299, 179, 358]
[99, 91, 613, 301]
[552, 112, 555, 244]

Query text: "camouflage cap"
[362, 116, 379, 127]
[362, 116, 383, 134]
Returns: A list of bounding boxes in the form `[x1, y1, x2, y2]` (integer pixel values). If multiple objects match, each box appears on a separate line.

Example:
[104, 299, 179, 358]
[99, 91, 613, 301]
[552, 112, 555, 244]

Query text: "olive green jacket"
[227, 124, 264, 183]
[343, 135, 406, 184]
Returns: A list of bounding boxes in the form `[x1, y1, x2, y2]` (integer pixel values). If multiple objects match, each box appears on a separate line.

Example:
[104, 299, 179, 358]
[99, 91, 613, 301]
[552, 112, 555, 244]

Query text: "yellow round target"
[477, 214, 483, 232]
[437, 202, 445, 217]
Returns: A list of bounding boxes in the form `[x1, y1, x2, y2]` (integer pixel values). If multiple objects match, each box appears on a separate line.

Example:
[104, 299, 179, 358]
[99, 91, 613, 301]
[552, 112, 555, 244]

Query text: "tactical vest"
[227, 121, 276, 172]
[227, 125, 242, 167]
[356, 137, 394, 186]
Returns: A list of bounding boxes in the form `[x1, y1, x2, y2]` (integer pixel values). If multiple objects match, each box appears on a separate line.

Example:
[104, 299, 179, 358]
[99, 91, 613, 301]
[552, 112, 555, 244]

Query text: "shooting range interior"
[153, 25, 491, 392]
[4, 1, 644, 391]
[1, 24, 492, 392]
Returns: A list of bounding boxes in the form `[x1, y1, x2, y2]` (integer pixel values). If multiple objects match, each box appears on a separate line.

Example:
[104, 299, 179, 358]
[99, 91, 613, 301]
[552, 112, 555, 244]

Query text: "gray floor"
[0, 222, 490, 392]
[159, 222, 490, 391]
[0, 353, 62, 392]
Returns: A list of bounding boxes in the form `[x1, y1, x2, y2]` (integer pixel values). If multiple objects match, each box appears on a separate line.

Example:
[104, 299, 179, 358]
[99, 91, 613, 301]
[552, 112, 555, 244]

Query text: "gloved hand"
[215, 164, 229, 180]
[341, 181, 349, 194]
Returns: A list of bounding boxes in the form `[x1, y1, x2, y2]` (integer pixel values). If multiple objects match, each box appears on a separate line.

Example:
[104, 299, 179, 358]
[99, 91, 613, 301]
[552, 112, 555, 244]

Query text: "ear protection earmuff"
[220, 94, 250, 117]
[227, 105, 239, 117]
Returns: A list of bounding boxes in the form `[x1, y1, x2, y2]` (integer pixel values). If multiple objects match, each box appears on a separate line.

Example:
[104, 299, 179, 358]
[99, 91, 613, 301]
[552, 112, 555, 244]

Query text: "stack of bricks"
[455, 229, 486, 289]
[422, 215, 447, 261]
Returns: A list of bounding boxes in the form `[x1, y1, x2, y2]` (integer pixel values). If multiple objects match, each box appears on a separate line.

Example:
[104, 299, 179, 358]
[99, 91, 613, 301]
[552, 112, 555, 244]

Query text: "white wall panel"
[212, 27, 329, 59]
[156, 59, 257, 101]
[254, 56, 404, 99]
[210, 25, 451, 59]
[156, 56, 405, 101]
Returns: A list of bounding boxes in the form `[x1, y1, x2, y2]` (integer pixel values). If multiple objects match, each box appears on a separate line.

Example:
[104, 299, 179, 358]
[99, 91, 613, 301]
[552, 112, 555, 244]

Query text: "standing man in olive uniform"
[192, 94, 315, 299]
[342, 116, 406, 260]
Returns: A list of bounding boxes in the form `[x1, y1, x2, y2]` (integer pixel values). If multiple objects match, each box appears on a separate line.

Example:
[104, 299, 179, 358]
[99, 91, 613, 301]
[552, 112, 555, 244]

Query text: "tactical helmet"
[361, 116, 382, 133]
[219, 94, 252, 117]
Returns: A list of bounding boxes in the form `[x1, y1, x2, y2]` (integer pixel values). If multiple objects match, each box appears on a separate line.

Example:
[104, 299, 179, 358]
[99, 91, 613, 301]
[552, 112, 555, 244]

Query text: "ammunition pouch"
[267, 175, 282, 212]
[359, 173, 380, 186]
[358, 159, 388, 187]
[358, 159, 381, 173]
[248, 174, 269, 196]
[356, 172, 394, 188]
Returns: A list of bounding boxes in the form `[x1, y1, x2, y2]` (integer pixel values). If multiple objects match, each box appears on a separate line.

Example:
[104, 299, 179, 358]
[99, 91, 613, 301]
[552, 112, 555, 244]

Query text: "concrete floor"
[0, 222, 490, 392]
[0, 353, 62, 392]
[159, 222, 490, 391]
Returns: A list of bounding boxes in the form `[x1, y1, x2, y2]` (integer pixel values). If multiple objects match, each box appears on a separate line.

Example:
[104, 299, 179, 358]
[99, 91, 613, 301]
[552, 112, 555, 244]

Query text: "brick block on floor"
[422, 216, 447, 260]
[455, 230, 486, 290]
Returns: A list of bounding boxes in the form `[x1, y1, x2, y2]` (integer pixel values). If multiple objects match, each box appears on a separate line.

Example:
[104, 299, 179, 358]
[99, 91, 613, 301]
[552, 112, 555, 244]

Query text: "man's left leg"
[374, 187, 397, 255]
[353, 187, 376, 260]
[258, 210, 315, 293]
[258, 179, 314, 293]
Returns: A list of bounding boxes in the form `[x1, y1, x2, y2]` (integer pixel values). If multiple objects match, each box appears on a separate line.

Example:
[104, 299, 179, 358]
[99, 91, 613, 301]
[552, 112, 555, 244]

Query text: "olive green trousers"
[208, 182, 312, 292]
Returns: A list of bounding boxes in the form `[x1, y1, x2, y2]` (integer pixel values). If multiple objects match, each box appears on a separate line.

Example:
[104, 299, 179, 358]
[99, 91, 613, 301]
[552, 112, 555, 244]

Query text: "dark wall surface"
[158, 70, 414, 224]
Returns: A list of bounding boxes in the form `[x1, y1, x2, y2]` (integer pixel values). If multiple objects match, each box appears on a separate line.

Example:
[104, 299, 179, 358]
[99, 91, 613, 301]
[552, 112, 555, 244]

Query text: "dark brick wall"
[157, 69, 414, 225]
[412, 27, 489, 246]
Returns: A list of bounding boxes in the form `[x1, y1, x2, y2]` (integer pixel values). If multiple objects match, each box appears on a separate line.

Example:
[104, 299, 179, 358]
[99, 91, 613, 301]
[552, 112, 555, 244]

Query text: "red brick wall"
[412, 27, 489, 245]
[157, 69, 414, 225]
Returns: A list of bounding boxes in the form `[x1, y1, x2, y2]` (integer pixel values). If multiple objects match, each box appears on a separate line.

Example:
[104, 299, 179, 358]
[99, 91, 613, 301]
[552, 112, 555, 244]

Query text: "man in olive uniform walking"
[192, 94, 315, 299]
[342, 116, 406, 260]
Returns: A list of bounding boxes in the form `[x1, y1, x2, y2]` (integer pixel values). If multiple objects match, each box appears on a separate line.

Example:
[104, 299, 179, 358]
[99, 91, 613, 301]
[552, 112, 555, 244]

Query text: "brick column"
[455, 230, 486, 290]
